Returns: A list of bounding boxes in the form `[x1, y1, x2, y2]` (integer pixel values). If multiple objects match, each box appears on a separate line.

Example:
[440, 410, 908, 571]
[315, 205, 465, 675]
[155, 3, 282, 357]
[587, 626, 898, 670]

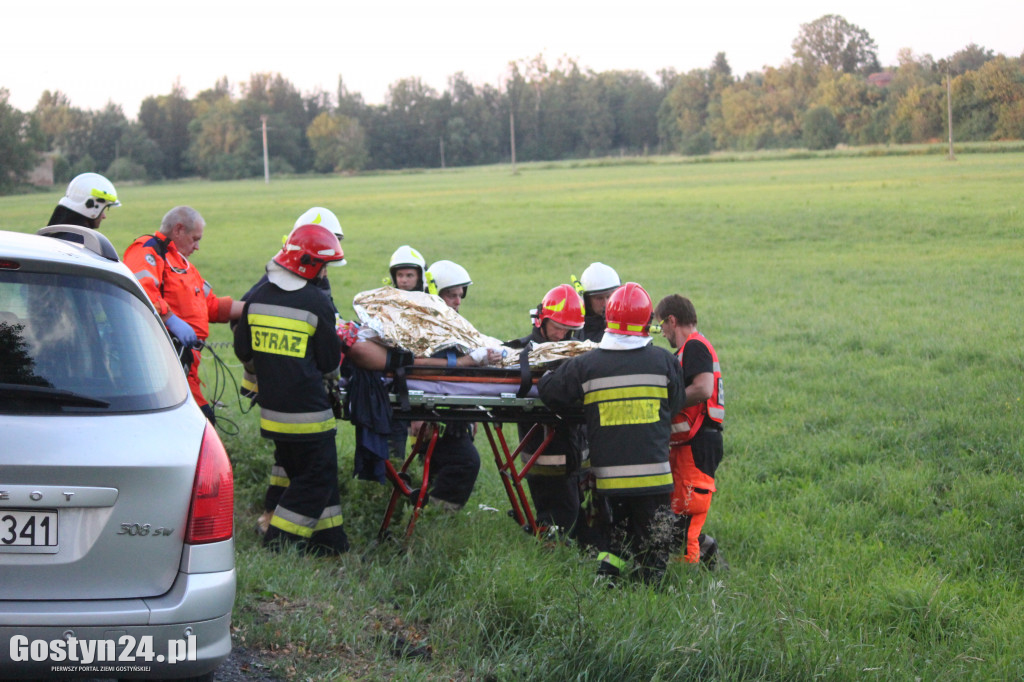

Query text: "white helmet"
[292, 207, 345, 266]
[389, 245, 426, 271]
[580, 262, 621, 295]
[58, 173, 120, 220]
[388, 245, 427, 290]
[426, 260, 472, 296]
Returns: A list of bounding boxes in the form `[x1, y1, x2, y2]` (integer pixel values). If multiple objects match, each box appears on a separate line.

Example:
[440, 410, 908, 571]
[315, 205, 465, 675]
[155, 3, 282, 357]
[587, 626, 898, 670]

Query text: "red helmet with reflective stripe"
[273, 224, 345, 280]
[535, 284, 584, 330]
[604, 282, 653, 336]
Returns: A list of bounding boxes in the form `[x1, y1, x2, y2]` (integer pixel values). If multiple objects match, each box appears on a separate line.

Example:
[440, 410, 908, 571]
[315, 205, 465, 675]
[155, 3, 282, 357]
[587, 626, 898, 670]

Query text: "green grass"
[2, 150, 1023, 680]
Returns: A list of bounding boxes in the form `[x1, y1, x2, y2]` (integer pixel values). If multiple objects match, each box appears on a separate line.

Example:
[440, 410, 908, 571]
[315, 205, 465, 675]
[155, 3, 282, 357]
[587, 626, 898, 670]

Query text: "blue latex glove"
[165, 314, 198, 348]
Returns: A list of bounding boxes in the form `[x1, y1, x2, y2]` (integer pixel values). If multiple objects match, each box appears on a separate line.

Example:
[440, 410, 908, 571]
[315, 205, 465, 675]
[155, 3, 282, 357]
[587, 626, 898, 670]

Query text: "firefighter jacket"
[538, 343, 685, 496]
[123, 232, 234, 339]
[233, 277, 341, 442]
[507, 328, 585, 474]
[581, 312, 605, 343]
[236, 271, 338, 401]
[670, 332, 725, 446]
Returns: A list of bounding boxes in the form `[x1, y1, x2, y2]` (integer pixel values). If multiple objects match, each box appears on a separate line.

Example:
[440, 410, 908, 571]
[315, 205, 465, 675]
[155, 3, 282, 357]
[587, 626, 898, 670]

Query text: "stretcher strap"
[392, 366, 411, 411]
[517, 347, 532, 399]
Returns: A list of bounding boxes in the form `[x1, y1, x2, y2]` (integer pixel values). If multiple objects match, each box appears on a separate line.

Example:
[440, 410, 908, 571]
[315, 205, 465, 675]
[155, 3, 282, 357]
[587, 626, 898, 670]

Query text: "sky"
[3, 1, 1021, 118]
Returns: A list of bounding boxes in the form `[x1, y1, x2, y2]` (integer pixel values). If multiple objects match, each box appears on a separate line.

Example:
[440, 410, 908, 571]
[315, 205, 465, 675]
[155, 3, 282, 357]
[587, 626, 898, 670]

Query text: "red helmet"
[273, 224, 345, 280]
[535, 284, 585, 330]
[605, 282, 653, 336]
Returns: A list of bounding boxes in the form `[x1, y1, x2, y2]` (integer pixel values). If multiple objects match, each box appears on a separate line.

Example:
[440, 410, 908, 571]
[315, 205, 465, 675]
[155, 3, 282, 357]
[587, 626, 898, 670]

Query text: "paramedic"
[124, 206, 243, 423]
[654, 294, 726, 570]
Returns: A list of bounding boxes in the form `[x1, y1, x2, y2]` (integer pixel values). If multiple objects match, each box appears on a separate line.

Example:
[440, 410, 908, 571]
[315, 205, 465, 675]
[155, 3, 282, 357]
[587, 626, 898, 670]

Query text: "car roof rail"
[36, 225, 121, 262]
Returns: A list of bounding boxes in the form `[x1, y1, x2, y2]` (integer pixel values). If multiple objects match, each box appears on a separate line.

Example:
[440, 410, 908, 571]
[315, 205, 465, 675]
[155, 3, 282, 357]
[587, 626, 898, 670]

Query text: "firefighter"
[242, 206, 346, 400]
[47, 172, 120, 230]
[233, 223, 349, 556]
[573, 262, 621, 342]
[539, 283, 685, 583]
[385, 245, 427, 292]
[506, 284, 588, 537]
[654, 294, 726, 570]
[45, 173, 121, 244]
[415, 259, 481, 510]
[124, 206, 243, 424]
[244, 207, 347, 536]
[382, 244, 427, 462]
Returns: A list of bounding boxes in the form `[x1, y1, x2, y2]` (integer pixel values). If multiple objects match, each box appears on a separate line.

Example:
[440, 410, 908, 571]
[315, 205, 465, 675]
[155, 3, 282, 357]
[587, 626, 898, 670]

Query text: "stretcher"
[342, 366, 584, 541]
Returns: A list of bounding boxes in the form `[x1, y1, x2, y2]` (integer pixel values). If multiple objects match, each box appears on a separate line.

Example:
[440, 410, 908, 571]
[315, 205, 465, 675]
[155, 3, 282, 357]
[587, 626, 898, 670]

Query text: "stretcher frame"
[347, 367, 583, 541]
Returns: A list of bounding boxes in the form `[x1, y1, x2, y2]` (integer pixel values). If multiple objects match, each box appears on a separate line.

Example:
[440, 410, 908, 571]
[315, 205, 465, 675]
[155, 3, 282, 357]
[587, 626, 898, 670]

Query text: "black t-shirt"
[681, 338, 721, 432]
[681, 338, 712, 386]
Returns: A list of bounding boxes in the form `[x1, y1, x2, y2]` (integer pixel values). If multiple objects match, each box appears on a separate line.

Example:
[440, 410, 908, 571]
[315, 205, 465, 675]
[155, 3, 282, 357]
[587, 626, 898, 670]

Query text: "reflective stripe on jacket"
[538, 345, 685, 496]
[233, 279, 341, 442]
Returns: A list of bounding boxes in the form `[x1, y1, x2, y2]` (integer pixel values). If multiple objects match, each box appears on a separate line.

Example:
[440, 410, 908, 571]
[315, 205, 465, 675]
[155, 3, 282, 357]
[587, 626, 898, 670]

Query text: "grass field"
[2, 151, 1023, 680]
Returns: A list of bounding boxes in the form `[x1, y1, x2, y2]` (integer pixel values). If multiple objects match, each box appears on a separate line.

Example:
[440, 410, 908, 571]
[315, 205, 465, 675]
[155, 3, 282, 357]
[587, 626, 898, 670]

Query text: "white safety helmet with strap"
[425, 260, 472, 297]
[387, 245, 427, 290]
[291, 207, 346, 266]
[580, 262, 620, 295]
[58, 173, 120, 220]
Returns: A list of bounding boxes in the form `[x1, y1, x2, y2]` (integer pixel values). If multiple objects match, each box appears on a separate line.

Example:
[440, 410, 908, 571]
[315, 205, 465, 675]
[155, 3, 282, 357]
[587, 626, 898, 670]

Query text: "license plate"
[0, 509, 58, 553]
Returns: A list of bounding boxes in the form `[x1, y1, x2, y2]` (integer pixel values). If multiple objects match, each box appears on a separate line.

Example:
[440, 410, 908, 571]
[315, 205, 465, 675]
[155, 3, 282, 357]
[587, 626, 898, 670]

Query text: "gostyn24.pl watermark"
[9, 634, 196, 666]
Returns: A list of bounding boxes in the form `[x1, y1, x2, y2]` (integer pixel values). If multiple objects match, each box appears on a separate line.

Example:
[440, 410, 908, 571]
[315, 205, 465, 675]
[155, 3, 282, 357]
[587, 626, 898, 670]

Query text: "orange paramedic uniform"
[124, 232, 235, 407]
[669, 331, 724, 563]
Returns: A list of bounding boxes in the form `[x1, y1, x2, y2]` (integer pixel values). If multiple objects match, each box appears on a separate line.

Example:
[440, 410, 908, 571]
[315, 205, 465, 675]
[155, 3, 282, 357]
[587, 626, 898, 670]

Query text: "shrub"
[105, 157, 147, 183]
[803, 106, 842, 150]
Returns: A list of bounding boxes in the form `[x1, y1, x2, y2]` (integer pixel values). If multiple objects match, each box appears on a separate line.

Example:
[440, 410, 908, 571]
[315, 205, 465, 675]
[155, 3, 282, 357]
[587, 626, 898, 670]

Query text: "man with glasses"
[654, 294, 727, 571]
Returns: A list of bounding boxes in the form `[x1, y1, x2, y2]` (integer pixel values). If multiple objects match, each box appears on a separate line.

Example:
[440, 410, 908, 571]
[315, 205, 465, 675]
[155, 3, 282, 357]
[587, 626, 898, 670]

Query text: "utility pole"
[945, 67, 955, 161]
[261, 115, 270, 183]
[439, 137, 446, 169]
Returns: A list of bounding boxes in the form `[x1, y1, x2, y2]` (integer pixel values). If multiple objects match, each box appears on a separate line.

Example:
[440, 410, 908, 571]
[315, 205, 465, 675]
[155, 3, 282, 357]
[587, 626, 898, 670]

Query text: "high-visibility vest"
[670, 332, 724, 445]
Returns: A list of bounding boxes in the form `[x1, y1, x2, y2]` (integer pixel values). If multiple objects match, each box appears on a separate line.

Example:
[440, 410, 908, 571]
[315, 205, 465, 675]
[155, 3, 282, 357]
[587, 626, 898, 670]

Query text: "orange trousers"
[670, 443, 714, 563]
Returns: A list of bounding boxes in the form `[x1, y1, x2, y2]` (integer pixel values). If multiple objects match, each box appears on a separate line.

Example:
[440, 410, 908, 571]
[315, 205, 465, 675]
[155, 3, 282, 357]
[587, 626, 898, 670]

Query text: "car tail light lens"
[185, 422, 234, 544]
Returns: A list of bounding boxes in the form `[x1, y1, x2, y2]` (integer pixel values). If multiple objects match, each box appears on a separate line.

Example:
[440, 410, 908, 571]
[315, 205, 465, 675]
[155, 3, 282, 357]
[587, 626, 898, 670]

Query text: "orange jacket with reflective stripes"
[669, 332, 724, 446]
[124, 232, 234, 339]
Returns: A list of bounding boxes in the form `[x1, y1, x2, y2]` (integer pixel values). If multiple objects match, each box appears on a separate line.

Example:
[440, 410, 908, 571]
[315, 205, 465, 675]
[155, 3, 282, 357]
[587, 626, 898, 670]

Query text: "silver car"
[0, 226, 234, 681]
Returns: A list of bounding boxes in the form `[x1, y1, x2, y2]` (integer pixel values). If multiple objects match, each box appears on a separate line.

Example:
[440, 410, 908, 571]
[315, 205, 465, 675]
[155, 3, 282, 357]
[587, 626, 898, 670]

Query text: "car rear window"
[0, 270, 189, 413]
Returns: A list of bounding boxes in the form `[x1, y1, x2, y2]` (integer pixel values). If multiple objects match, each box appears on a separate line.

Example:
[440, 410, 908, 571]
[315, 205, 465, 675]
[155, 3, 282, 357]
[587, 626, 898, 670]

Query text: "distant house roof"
[867, 72, 893, 88]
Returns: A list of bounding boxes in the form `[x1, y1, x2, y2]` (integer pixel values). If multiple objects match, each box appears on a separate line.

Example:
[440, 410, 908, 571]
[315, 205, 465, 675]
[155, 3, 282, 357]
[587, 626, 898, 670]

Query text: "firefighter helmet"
[605, 282, 653, 336]
[58, 173, 120, 220]
[425, 260, 472, 297]
[388, 245, 426, 290]
[535, 284, 584, 330]
[580, 262, 620, 295]
[293, 207, 346, 266]
[273, 224, 345, 280]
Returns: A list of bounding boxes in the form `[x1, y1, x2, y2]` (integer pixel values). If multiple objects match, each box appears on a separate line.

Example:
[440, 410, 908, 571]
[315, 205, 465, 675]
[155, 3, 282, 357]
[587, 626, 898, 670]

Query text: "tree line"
[1, 15, 1022, 192]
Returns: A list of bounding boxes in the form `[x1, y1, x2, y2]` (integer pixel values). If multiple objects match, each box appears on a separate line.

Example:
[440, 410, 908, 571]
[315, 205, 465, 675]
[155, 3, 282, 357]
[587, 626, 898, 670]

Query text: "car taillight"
[185, 422, 234, 544]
